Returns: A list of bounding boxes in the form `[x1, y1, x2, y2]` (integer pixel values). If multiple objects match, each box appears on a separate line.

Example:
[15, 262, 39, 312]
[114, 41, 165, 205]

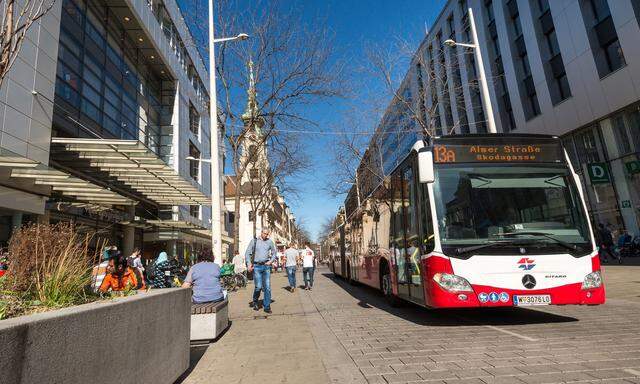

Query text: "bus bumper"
[426, 281, 605, 308]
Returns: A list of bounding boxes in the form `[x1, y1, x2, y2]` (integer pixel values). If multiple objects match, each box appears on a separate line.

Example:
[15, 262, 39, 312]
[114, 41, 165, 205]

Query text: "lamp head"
[236, 33, 250, 41]
[186, 156, 197, 161]
[443, 39, 457, 47]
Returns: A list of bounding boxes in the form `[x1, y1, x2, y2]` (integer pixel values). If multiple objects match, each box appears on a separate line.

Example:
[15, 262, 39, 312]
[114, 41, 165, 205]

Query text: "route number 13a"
[434, 145, 456, 163]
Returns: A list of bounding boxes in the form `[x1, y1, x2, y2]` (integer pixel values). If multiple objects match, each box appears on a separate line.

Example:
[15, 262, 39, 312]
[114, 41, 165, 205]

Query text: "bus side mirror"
[418, 151, 435, 183]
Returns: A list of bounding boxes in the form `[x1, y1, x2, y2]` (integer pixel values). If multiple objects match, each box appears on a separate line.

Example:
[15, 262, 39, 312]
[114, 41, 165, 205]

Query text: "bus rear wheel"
[381, 264, 400, 307]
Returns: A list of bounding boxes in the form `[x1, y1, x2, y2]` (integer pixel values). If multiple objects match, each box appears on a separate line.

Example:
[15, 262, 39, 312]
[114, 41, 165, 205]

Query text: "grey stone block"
[0, 288, 191, 384]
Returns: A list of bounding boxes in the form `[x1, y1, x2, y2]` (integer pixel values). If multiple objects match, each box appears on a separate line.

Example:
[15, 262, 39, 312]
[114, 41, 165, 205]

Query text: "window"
[484, 0, 515, 132]
[612, 115, 632, 155]
[189, 142, 200, 181]
[250, 168, 259, 180]
[581, 0, 626, 77]
[229, 212, 235, 223]
[190, 205, 200, 219]
[249, 210, 255, 222]
[189, 103, 200, 137]
[632, 0, 640, 26]
[506, 0, 540, 120]
[53, 0, 167, 153]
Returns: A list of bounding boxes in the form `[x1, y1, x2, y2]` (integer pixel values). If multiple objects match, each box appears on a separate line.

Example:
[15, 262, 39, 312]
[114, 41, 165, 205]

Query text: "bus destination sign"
[433, 142, 562, 163]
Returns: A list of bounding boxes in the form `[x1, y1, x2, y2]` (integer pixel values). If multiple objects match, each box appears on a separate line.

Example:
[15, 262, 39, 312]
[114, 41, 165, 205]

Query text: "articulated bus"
[330, 134, 605, 308]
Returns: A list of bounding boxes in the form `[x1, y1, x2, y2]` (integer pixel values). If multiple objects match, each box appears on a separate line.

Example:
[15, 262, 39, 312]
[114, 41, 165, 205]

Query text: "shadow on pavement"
[322, 272, 579, 327]
[174, 345, 208, 383]
[174, 321, 234, 384]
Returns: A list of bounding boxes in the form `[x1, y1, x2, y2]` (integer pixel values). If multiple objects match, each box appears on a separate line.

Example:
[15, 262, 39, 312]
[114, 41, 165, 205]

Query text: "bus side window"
[420, 182, 435, 254]
[390, 172, 407, 283]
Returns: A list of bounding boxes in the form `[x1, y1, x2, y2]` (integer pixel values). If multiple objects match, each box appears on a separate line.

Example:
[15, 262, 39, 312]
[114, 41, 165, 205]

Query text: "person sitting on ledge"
[100, 254, 140, 293]
[182, 249, 224, 304]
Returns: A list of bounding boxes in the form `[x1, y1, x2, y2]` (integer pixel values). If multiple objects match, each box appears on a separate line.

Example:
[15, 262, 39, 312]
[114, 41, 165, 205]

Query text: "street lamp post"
[207, 0, 248, 264]
[443, 7, 496, 134]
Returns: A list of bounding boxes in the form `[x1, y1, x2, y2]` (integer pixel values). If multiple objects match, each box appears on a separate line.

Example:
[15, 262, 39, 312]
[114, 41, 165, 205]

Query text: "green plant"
[5, 223, 104, 314]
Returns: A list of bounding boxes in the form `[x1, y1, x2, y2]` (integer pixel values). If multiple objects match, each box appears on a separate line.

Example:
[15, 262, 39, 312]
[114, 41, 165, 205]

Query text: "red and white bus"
[329, 134, 604, 308]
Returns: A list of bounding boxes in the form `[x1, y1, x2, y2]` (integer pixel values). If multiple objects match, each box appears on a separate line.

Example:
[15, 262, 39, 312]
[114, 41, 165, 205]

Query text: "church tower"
[240, 60, 269, 184]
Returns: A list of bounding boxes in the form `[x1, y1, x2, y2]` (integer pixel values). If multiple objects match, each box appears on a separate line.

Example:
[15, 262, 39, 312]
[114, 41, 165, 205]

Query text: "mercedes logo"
[519, 247, 526, 254]
[522, 274, 536, 289]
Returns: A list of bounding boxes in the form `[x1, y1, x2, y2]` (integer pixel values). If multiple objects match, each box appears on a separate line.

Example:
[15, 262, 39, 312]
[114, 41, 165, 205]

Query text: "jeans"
[303, 267, 315, 288]
[252, 264, 272, 309]
[599, 244, 619, 261]
[286, 266, 297, 288]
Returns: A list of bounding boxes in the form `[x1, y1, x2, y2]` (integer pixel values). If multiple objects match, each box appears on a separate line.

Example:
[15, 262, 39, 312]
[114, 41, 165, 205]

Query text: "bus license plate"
[513, 295, 551, 306]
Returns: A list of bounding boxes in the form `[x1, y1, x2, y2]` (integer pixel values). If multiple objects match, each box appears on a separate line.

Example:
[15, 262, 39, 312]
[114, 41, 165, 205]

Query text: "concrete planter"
[0, 288, 191, 384]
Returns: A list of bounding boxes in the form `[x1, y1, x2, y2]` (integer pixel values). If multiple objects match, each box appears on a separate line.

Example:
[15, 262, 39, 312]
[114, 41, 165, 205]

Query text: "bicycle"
[221, 274, 237, 291]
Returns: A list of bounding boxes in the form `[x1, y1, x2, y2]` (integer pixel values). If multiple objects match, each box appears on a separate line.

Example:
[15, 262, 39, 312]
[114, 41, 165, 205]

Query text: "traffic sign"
[625, 160, 640, 175]
[587, 163, 610, 184]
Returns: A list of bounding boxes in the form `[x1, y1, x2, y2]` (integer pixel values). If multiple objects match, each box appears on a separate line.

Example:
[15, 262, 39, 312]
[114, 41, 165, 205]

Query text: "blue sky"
[179, 0, 446, 239]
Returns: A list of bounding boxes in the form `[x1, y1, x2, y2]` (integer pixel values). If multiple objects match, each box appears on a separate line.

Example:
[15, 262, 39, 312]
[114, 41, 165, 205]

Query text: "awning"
[146, 219, 206, 229]
[11, 168, 135, 206]
[51, 138, 210, 206]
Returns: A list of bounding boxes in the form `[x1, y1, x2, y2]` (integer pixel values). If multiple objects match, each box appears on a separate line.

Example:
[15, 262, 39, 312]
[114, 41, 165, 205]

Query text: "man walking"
[245, 228, 277, 313]
[284, 243, 299, 292]
[302, 242, 315, 291]
[598, 223, 619, 263]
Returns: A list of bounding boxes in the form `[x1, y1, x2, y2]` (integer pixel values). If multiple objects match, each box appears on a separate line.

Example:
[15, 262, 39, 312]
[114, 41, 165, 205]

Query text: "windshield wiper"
[499, 231, 578, 252]
[455, 240, 531, 256]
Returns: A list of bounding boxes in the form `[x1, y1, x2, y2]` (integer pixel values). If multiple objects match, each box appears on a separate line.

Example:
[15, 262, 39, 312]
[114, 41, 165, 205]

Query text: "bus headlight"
[581, 271, 602, 290]
[433, 273, 473, 292]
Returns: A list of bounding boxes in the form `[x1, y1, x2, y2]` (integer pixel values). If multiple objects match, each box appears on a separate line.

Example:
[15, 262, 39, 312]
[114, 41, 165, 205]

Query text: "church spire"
[242, 59, 263, 134]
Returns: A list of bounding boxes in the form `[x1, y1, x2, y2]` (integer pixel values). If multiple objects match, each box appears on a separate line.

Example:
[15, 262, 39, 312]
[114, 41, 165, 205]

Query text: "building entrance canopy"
[0, 149, 134, 208]
[51, 138, 209, 206]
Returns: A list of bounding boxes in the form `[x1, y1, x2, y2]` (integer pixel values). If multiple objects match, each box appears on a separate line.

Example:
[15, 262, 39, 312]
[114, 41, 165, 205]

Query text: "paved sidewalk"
[178, 266, 640, 384]
[178, 267, 360, 384]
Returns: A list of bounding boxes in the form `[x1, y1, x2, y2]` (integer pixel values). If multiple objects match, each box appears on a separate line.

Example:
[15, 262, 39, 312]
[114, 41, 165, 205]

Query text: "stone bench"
[190, 299, 229, 341]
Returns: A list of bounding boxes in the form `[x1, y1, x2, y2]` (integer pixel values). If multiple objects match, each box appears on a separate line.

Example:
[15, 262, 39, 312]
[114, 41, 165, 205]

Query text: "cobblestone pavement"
[178, 265, 640, 384]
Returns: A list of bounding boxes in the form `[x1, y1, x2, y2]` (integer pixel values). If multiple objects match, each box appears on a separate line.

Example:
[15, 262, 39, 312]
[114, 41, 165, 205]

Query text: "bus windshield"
[433, 165, 592, 256]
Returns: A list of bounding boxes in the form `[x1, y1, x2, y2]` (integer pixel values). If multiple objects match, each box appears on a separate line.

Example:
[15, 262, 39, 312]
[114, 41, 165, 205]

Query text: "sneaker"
[264, 308, 272, 314]
[291, 287, 295, 293]
[252, 303, 259, 311]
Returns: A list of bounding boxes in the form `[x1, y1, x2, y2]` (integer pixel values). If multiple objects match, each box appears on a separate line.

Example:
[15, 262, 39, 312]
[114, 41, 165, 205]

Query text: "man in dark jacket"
[598, 223, 620, 263]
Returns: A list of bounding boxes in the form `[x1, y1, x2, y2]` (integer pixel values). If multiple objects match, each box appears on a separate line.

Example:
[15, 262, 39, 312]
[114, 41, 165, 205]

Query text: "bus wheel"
[381, 267, 400, 307]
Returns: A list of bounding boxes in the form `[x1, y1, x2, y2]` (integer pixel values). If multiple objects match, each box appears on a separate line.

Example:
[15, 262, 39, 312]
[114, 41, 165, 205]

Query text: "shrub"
[5, 222, 103, 311]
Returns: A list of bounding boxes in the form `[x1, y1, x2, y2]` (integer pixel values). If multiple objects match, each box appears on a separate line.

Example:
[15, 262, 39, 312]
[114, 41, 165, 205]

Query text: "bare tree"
[291, 216, 311, 245]
[0, 0, 56, 89]
[204, 0, 343, 247]
[326, 34, 485, 204]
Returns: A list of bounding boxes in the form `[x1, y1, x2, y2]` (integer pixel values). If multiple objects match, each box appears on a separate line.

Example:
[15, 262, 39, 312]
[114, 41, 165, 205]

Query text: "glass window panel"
[85, 20, 105, 48]
[82, 83, 101, 107]
[55, 81, 80, 108]
[81, 98, 101, 123]
[102, 115, 120, 136]
[122, 92, 136, 109]
[62, 0, 83, 25]
[59, 28, 82, 57]
[104, 86, 120, 107]
[613, 115, 632, 155]
[57, 63, 80, 90]
[605, 40, 626, 72]
[103, 100, 120, 120]
[58, 43, 81, 74]
[122, 104, 137, 122]
[547, 30, 560, 56]
[83, 67, 101, 91]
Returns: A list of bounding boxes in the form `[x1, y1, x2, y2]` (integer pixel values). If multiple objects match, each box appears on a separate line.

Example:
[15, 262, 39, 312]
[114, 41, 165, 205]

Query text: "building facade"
[377, 0, 640, 237]
[0, 0, 230, 261]
[222, 64, 297, 256]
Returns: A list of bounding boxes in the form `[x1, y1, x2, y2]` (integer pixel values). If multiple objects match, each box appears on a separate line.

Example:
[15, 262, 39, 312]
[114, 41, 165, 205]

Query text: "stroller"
[220, 262, 247, 291]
